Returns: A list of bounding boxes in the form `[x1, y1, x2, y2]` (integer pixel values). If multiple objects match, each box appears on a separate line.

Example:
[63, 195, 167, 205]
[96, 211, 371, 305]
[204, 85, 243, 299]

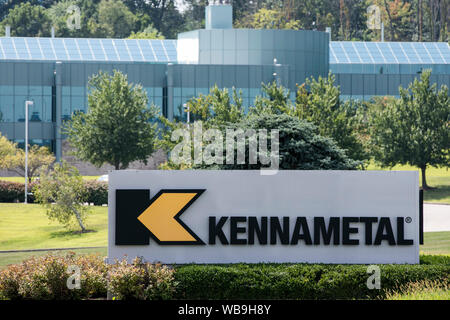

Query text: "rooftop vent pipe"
[325, 27, 331, 41]
[5, 26, 10, 37]
[205, 2, 233, 30]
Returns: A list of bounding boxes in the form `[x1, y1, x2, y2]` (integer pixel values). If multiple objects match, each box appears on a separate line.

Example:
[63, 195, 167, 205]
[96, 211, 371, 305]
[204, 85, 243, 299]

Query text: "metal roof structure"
[330, 41, 449, 64]
[0, 37, 177, 62]
[0, 37, 449, 65]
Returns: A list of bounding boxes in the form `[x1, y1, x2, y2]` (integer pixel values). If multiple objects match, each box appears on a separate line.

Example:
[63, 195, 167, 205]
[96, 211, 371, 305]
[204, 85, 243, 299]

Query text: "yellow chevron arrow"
[137, 190, 205, 244]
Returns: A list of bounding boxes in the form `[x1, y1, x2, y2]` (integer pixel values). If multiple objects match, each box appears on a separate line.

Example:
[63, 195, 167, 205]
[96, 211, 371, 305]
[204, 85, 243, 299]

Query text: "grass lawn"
[0, 203, 107, 251]
[0, 247, 107, 269]
[420, 231, 450, 256]
[385, 280, 450, 300]
[367, 163, 450, 204]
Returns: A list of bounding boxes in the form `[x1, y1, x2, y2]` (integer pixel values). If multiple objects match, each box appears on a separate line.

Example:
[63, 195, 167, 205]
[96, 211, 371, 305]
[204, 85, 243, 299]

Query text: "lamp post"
[184, 103, 190, 129]
[24, 100, 33, 204]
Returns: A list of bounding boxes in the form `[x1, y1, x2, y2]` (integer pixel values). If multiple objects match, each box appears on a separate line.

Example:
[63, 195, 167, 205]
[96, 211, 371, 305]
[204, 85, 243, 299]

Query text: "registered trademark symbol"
[405, 217, 412, 223]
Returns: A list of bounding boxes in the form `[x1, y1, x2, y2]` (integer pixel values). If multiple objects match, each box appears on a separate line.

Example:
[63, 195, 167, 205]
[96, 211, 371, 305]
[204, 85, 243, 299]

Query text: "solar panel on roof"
[0, 37, 178, 62]
[0, 37, 447, 65]
[329, 41, 450, 64]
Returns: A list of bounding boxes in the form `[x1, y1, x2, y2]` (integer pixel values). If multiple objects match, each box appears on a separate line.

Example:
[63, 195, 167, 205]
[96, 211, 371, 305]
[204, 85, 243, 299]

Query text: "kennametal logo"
[115, 189, 414, 246]
[208, 216, 414, 246]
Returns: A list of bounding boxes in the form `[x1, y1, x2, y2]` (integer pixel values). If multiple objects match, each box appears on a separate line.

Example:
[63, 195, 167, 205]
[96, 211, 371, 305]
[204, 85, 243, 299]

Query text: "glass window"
[144, 87, 154, 100]
[29, 97, 42, 122]
[62, 86, 71, 96]
[15, 86, 28, 95]
[238, 88, 249, 98]
[29, 86, 42, 96]
[351, 64, 363, 74]
[43, 86, 52, 96]
[173, 97, 182, 121]
[71, 96, 85, 114]
[197, 87, 209, 96]
[14, 96, 27, 122]
[250, 88, 261, 97]
[182, 87, 195, 97]
[62, 96, 71, 121]
[15, 139, 25, 149]
[154, 97, 162, 109]
[30, 139, 43, 146]
[72, 86, 85, 96]
[154, 87, 163, 97]
[0, 85, 13, 95]
[0, 96, 13, 122]
[42, 95, 52, 122]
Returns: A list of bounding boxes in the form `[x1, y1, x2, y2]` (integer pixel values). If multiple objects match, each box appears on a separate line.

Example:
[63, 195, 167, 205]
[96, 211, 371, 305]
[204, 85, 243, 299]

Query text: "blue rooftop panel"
[125, 39, 144, 61]
[330, 41, 449, 65]
[2, 38, 17, 59]
[0, 37, 178, 62]
[0, 37, 447, 67]
[76, 38, 94, 60]
[63, 38, 81, 60]
[14, 37, 30, 59]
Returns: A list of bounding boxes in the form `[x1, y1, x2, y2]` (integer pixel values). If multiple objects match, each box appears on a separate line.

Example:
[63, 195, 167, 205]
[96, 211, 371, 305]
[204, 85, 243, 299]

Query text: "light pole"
[184, 103, 190, 129]
[24, 100, 33, 204]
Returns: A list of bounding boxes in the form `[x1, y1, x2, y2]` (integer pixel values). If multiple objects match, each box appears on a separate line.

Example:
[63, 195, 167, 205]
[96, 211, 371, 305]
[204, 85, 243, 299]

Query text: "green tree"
[47, 0, 102, 38]
[368, 70, 450, 189]
[376, 0, 414, 41]
[249, 78, 366, 162]
[186, 86, 244, 127]
[196, 114, 361, 170]
[250, 82, 294, 115]
[0, 134, 17, 168]
[2, 144, 55, 182]
[123, 0, 183, 38]
[64, 70, 159, 170]
[235, 7, 301, 29]
[157, 86, 245, 169]
[294, 74, 367, 162]
[0, 2, 52, 37]
[128, 24, 164, 39]
[95, 0, 136, 38]
[34, 161, 89, 232]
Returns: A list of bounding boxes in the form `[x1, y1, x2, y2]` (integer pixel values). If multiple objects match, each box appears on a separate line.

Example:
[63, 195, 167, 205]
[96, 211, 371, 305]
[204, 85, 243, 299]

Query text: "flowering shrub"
[108, 257, 177, 300]
[0, 180, 37, 203]
[83, 180, 108, 205]
[0, 253, 107, 300]
[0, 180, 108, 205]
[0, 254, 175, 300]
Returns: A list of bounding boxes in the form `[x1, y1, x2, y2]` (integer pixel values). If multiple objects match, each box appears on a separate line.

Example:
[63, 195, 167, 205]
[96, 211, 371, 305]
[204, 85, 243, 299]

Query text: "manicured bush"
[83, 180, 108, 206]
[173, 263, 449, 300]
[0, 180, 108, 205]
[0, 180, 37, 203]
[419, 254, 450, 265]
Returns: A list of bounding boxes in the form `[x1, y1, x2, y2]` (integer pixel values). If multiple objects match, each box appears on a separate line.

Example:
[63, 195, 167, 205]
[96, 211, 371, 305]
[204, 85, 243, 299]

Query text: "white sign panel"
[108, 170, 419, 264]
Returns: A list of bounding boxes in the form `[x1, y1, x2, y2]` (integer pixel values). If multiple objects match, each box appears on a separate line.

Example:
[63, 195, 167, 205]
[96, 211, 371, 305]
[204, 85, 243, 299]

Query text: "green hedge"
[0, 180, 108, 205]
[83, 180, 108, 206]
[0, 254, 448, 300]
[0, 180, 37, 203]
[173, 261, 450, 300]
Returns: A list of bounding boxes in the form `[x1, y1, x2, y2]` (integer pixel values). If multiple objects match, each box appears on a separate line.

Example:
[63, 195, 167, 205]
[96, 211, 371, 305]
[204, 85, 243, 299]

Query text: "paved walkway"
[424, 204, 450, 232]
